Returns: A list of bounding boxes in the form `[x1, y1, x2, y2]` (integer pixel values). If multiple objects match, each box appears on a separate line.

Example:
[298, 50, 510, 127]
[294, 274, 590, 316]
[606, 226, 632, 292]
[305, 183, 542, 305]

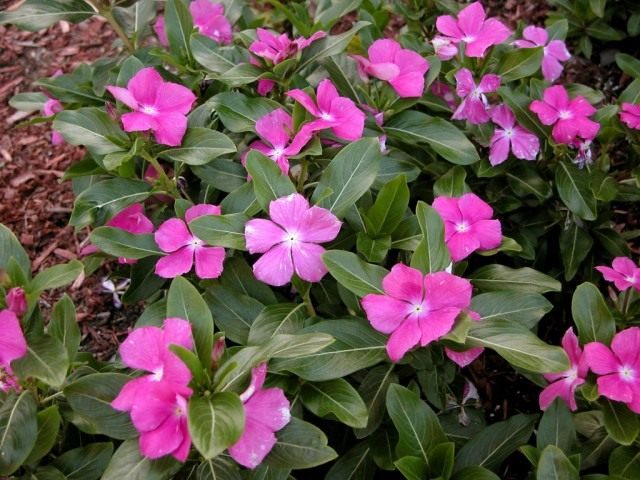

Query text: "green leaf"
[615, 53, 640, 78]
[188, 393, 244, 459]
[245, 151, 296, 212]
[297, 21, 370, 72]
[0, 392, 38, 476]
[455, 414, 537, 472]
[165, 0, 193, 61]
[300, 378, 369, 428]
[190, 213, 248, 250]
[262, 333, 335, 359]
[101, 439, 180, 480]
[453, 466, 500, 479]
[0, 223, 31, 279]
[471, 292, 552, 329]
[0, 0, 93, 31]
[63, 373, 136, 440]
[159, 128, 236, 165]
[356, 233, 391, 263]
[559, 223, 593, 281]
[49, 294, 81, 362]
[196, 457, 242, 480]
[191, 33, 243, 73]
[364, 174, 409, 236]
[53, 108, 129, 156]
[386, 384, 447, 465]
[430, 442, 456, 480]
[218, 63, 264, 87]
[555, 161, 597, 220]
[220, 256, 277, 305]
[537, 399, 576, 453]
[265, 417, 338, 469]
[506, 165, 552, 201]
[325, 441, 375, 480]
[248, 303, 308, 344]
[466, 319, 569, 373]
[24, 405, 61, 465]
[498, 86, 548, 139]
[167, 277, 214, 366]
[470, 265, 561, 294]
[29, 260, 83, 292]
[192, 159, 247, 193]
[204, 284, 262, 345]
[497, 47, 544, 82]
[572, 282, 615, 345]
[395, 456, 428, 480]
[355, 364, 398, 438]
[90, 227, 162, 259]
[411, 201, 450, 273]
[386, 111, 480, 165]
[9, 92, 48, 112]
[322, 250, 388, 296]
[609, 445, 640, 479]
[536, 445, 579, 479]
[433, 166, 470, 197]
[209, 92, 279, 133]
[586, 19, 625, 41]
[53, 442, 113, 480]
[313, 138, 383, 217]
[602, 400, 639, 446]
[271, 319, 387, 381]
[12, 335, 69, 388]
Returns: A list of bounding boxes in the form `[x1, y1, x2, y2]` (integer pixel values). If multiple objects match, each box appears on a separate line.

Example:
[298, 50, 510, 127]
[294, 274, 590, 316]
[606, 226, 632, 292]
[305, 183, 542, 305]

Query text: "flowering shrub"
[2, 0, 640, 478]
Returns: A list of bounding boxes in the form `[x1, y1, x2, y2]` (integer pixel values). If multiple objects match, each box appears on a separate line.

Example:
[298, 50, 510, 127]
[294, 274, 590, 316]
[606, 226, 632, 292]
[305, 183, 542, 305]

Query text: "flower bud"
[6, 287, 27, 316]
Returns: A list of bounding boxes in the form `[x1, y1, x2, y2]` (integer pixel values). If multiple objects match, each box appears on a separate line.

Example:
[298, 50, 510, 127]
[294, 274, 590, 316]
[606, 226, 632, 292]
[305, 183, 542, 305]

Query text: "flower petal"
[229, 417, 277, 469]
[424, 271, 472, 311]
[162, 317, 193, 350]
[256, 108, 293, 149]
[386, 318, 421, 362]
[121, 112, 158, 133]
[584, 342, 619, 374]
[154, 82, 196, 115]
[119, 326, 164, 372]
[471, 219, 502, 251]
[458, 192, 494, 223]
[252, 243, 294, 286]
[245, 387, 291, 431]
[297, 206, 341, 243]
[269, 193, 310, 232]
[139, 415, 184, 459]
[489, 133, 510, 166]
[128, 67, 164, 106]
[155, 218, 192, 253]
[445, 346, 484, 368]
[245, 219, 286, 254]
[107, 86, 139, 110]
[286, 89, 320, 117]
[155, 247, 195, 278]
[153, 112, 188, 147]
[194, 246, 225, 279]
[418, 306, 461, 346]
[597, 374, 634, 403]
[611, 327, 640, 367]
[361, 294, 409, 334]
[185, 204, 221, 223]
[291, 242, 328, 283]
[0, 310, 27, 365]
[382, 263, 424, 304]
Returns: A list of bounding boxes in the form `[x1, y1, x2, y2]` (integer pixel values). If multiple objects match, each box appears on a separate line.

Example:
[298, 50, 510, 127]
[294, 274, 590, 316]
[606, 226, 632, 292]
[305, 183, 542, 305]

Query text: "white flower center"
[462, 35, 476, 43]
[565, 366, 578, 382]
[152, 366, 164, 381]
[320, 112, 333, 121]
[140, 105, 158, 116]
[620, 366, 635, 381]
[270, 147, 284, 159]
[190, 237, 204, 248]
[471, 88, 482, 100]
[285, 231, 299, 245]
[625, 275, 636, 283]
[455, 221, 470, 233]
[504, 128, 514, 138]
[558, 110, 572, 120]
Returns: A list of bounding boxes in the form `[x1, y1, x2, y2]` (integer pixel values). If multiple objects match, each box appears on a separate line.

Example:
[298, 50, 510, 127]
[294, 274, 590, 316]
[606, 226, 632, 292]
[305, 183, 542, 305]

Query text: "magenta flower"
[42, 97, 64, 145]
[529, 85, 600, 144]
[229, 363, 291, 469]
[154, 204, 226, 279]
[241, 109, 309, 175]
[435, 1, 511, 58]
[596, 257, 640, 292]
[620, 103, 640, 130]
[154, 16, 168, 46]
[0, 309, 28, 392]
[489, 104, 540, 165]
[432, 193, 502, 262]
[444, 311, 484, 367]
[352, 39, 429, 98]
[362, 264, 472, 362]
[107, 67, 196, 147]
[244, 193, 341, 286]
[513, 26, 571, 82]
[112, 317, 194, 461]
[286, 79, 365, 147]
[431, 81, 457, 110]
[5, 287, 27, 317]
[250, 28, 326, 65]
[584, 327, 640, 413]
[432, 36, 458, 61]
[154, 0, 231, 47]
[539, 328, 587, 411]
[452, 68, 501, 124]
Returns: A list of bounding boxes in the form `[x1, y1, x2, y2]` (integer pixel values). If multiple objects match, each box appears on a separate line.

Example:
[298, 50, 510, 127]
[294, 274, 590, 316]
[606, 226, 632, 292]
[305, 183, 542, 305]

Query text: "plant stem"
[141, 151, 180, 197]
[303, 287, 316, 317]
[41, 391, 64, 404]
[297, 158, 308, 192]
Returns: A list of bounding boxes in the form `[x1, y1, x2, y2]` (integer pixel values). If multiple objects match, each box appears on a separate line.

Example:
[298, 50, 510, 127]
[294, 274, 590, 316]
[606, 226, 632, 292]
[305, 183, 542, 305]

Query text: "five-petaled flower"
[229, 363, 291, 469]
[432, 193, 502, 262]
[353, 39, 429, 98]
[244, 193, 341, 286]
[596, 257, 640, 292]
[0, 309, 28, 392]
[489, 104, 540, 165]
[584, 327, 640, 413]
[620, 103, 640, 130]
[107, 67, 196, 147]
[452, 68, 501, 124]
[361, 264, 472, 362]
[154, 0, 232, 46]
[529, 85, 600, 144]
[435, 1, 511, 58]
[539, 328, 587, 411]
[155, 204, 226, 279]
[513, 26, 571, 83]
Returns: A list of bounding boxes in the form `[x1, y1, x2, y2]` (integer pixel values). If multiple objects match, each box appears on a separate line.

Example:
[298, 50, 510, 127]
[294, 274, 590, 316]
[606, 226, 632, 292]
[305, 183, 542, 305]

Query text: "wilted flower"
[489, 104, 540, 165]
[100, 278, 131, 308]
[250, 28, 325, 64]
[452, 68, 501, 124]
[513, 26, 571, 82]
[244, 193, 341, 286]
[0, 309, 28, 392]
[596, 257, 640, 292]
[432, 36, 458, 61]
[5, 287, 27, 316]
[620, 102, 640, 130]
[42, 69, 64, 145]
[361, 264, 472, 362]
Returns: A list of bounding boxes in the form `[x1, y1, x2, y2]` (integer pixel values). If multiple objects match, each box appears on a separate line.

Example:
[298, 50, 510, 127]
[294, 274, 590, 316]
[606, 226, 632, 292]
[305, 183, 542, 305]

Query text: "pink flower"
[154, 204, 226, 279]
[620, 103, 640, 130]
[584, 327, 640, 413]
[286, 79, 365, 148]
[596, 257, 640, 292]
[250, 28, 326, 65]
[432, 36, 458, 61]
[0, 309, 28, 392]
[452, 68, 501, 124]
[529, 85, 600, 144]
[431, 81, 457, 110]
[107, 67, 196, 147]
[241, 109, 309, 175]
[432, 193, 502, 262]
[190, 0, 232, 44]
[539, 328, 587, 411]
[352, 39, 429, 98]
[435, 1, 511, 58]
[444, 311, 484, 367]
[229, 363, 291, 469]
[5, 287, 27, 316]
[244, 193, 341, 286]
[489, 104, 540, 165]
[513, 26, 571, 82]
[362, 264, 472, 362]
[42, 97, 64, 145]
[154, 16, 168, 47]
[112, 318, 194, 461]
